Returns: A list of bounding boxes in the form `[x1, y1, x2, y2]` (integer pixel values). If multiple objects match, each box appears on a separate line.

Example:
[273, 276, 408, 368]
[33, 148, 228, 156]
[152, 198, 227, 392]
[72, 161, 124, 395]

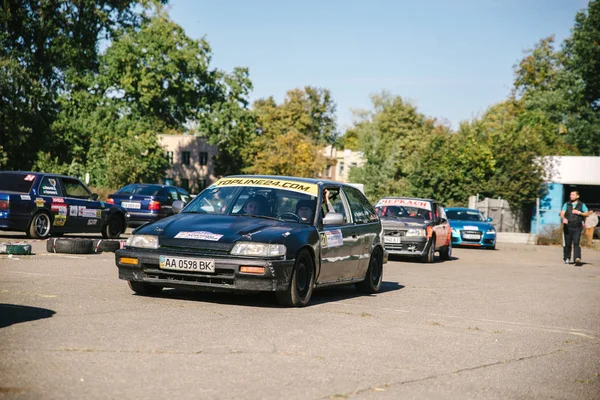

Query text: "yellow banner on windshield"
[213, 177, 319, 196]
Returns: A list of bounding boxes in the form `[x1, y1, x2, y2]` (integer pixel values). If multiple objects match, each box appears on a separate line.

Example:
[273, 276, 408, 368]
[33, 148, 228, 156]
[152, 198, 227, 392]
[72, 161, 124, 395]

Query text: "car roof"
[0, 171, 77, 179]
[377, 196, 438, 203]
[224, 175, 353, 187]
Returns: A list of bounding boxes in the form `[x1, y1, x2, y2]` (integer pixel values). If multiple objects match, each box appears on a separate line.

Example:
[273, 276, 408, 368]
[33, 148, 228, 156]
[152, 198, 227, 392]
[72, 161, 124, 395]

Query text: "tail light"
[0, 199, 9, 210]
[106, 198, 114, 204]
[426, 226, 433, 238]
[148, 201, 161, 211]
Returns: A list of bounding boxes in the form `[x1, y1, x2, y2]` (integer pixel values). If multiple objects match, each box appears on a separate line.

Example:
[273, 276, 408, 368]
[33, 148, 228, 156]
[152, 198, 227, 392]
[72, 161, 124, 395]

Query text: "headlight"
[126, 235, 159, 249]
[405, 228, 426, 237]
[486, 229, 496, 235]
[231, 242, 286, 257]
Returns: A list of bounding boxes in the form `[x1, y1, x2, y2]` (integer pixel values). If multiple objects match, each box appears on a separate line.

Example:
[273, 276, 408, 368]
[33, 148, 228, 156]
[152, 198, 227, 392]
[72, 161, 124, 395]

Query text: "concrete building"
[157, 134, 219, 194]
[531, 156, 600, 233]
[320, 145, 365, 183]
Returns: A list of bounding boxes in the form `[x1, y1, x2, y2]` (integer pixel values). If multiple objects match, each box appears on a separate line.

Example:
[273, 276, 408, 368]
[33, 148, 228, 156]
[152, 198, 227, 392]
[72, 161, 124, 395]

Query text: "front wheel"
[102, 215, 124, 239]
[420, 238, 435, 263]
[355, 251, 383, 294]
[128, 281, 163, 296]
[27, 212, 51, 239]
[276, 249, 314, 307]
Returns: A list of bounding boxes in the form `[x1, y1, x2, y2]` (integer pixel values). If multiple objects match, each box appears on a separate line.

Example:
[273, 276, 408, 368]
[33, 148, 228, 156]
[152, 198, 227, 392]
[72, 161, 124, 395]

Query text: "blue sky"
[168, 0, 589, 131]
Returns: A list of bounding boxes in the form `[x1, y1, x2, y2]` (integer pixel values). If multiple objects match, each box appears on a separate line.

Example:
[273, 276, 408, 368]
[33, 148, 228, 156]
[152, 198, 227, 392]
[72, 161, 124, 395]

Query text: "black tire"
[440, 241, 452, 261]
[102, 214, 124, 239]
[27, 212, 51, 239]
[0, 243, 32, 255]
[92, 239, 123, 253]
[420, 238, 435, 263]
[355, 250, 383, 294]
[128, 280, 163, 296]
[46, 238, 94, 254]
[276, 249, 315, 307]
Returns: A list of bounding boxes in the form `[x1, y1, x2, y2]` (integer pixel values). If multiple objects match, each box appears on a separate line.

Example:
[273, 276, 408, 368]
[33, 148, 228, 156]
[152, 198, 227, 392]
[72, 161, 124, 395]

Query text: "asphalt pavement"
[1, 231, 599, 399]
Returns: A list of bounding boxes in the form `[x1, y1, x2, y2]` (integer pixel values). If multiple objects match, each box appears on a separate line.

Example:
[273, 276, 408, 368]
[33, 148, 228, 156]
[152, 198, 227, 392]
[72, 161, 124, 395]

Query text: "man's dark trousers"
[563, 226, 583, 260]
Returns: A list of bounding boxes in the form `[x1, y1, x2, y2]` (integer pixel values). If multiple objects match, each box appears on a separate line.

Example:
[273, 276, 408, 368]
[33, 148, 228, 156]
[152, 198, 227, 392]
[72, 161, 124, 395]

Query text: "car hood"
[448, 220, 493, 231]
[380, 217, 430, 229]
[134, 213, 305, 243]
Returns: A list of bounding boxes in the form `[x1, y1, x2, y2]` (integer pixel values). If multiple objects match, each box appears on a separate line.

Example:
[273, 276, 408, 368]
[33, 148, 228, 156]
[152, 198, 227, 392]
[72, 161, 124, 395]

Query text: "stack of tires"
[46, 238, 124, 254]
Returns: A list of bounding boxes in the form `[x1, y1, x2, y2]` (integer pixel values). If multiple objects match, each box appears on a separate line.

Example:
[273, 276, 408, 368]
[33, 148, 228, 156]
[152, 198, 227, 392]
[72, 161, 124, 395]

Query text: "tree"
[0, 0, 165, 171]
[245, 87, 337, 176]
[345, 92, 435, 201]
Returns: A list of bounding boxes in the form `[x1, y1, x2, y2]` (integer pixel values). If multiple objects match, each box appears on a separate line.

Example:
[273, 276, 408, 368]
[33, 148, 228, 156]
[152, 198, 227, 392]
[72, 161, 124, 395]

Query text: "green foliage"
[345, 92, 434, 202]
[245, 87, 337, 176]
[0, 0, 164, 171]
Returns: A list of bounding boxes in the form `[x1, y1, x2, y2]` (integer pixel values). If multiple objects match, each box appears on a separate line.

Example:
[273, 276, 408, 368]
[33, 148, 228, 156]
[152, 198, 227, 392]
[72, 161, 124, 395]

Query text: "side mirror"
[92, 193, 99, 201]
[323, 212, 344, 225]
[172, 200, 185, 214]
[487, 217, 493, 222]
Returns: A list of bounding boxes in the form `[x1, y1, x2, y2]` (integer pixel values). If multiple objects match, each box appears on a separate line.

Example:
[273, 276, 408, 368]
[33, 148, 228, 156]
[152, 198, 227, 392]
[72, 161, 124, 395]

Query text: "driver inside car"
[295, 199, 315, 222]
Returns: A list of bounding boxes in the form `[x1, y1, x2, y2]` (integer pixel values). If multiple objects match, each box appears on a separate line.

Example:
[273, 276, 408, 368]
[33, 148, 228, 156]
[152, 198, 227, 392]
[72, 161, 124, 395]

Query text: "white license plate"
[159, 256, 215, 273]
[384, 236, 401, 244]
[463, 234, 481, 240]
[121, 201, 141, 209]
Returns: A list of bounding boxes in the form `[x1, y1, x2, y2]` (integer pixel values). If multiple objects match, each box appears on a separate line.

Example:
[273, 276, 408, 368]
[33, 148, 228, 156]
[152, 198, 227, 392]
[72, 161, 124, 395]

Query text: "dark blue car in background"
[446, 207, 496, 249]
[107, 183, 192, 228]
[0, 171, 127, 239]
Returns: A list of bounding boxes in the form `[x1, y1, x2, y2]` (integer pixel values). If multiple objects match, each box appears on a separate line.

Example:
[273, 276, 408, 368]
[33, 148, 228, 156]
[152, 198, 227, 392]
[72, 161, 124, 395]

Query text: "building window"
[199, 152, 208, 166]
[181, 151, 190, 165]
[166, 151, 173, 164]
[180, 178, 189, 190]
[339, 162, 345, 176]
[197, 178, 207, 191]
[325, 165, 332, 178]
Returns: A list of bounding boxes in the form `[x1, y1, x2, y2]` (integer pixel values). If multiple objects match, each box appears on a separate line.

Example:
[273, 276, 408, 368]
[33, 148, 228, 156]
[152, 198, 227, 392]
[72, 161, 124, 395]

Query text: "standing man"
[560, 191, 590, 266]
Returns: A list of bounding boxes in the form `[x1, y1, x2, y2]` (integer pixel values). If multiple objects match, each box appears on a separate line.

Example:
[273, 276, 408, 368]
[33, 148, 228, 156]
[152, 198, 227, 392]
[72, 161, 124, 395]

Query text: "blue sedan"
[446, 207, 496, 249]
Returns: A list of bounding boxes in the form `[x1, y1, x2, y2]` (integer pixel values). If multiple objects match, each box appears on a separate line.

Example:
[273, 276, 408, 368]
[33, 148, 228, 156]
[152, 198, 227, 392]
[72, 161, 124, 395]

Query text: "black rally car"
[0, 171, 127, 239]
[115, 175, 388, 307]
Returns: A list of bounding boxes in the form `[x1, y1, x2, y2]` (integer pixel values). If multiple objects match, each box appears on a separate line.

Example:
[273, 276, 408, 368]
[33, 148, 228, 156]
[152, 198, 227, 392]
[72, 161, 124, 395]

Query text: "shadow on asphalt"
[137, 280, 404, 308]
[0, 304, 56, 328]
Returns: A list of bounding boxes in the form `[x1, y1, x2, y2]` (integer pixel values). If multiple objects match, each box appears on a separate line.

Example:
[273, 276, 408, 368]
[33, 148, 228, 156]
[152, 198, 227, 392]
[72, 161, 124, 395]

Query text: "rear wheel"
[102, 215, 124, 239]
[276, 249, 314, 307]
[355, 251, 383, 293]
[128, 281, 163, 296]
[440, 241, 452, 261]
[27, 212, 51, 239]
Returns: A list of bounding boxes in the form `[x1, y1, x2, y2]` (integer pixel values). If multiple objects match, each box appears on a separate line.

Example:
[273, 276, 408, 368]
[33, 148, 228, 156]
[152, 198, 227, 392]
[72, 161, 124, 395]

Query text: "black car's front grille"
[144, 265, 235, 286]
[159, 238, 233, 255]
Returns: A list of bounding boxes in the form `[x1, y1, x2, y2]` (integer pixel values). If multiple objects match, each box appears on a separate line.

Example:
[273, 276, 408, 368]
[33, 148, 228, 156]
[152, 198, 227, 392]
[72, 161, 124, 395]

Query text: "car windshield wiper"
[235, 213, 280, 221]
[182, 210, 208, 214]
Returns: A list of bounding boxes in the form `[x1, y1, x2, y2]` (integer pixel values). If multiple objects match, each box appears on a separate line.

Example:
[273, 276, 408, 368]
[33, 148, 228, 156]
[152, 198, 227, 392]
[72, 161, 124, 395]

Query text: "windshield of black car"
[376, 205, 432, 220]
[446, 210, 484, 221]
[182, 185, 318, 223]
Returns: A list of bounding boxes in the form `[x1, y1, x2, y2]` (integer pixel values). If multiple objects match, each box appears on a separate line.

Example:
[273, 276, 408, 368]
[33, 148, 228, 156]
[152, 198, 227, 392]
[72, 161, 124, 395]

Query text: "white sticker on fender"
[174, 231, 223, 241]
[321, 229, 343, 248]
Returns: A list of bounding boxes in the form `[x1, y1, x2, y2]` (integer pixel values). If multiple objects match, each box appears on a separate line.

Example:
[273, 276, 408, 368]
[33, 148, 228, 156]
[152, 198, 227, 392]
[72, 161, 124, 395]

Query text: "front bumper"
[115, 248, 295, 292]
[383, 237, 429, 257]
[451, 231, 496, 248]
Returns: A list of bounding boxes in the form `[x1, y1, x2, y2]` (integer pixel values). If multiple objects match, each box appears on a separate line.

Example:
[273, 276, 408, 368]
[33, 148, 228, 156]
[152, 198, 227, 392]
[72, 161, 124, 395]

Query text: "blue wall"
[531, 183, 564, 234]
